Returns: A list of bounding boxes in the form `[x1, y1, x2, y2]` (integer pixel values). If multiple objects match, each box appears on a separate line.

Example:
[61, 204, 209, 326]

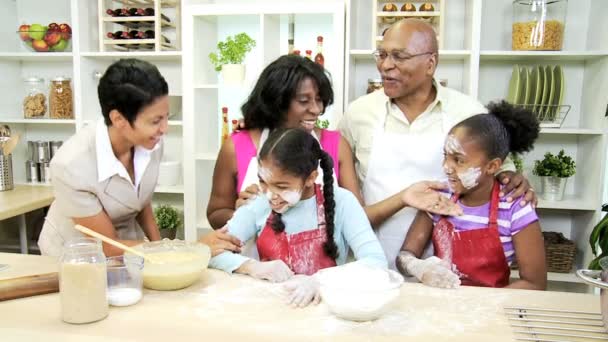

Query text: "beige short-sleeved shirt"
[38, 122, 162, 257]
[338, 80, 514, 186]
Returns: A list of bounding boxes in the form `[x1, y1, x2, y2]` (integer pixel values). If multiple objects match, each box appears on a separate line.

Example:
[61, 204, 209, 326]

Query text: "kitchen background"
[0, 0, 606, 293]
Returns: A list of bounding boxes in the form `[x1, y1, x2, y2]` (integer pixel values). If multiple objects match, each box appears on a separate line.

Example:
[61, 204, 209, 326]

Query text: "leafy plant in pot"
[588, 204, 608, 270]
[532, 149, 575, 201]
[208, 33, 256, 85]
[154, 205, 182, 240]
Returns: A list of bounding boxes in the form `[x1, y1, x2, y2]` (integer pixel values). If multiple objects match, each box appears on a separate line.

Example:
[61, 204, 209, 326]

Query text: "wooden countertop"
[0, 185, 54, 220]
[0, 253, 603, 341]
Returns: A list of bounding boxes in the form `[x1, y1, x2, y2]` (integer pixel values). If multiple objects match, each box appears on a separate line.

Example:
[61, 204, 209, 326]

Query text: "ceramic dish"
[507, 65, 521, 104]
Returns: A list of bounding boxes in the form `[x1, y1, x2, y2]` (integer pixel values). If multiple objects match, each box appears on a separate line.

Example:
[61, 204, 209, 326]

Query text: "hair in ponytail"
[454, 100, 540, 160]
[259, 128, 339, 260]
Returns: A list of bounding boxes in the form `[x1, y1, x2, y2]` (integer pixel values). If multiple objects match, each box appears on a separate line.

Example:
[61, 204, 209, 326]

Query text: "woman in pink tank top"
[207, 55, 362, 229]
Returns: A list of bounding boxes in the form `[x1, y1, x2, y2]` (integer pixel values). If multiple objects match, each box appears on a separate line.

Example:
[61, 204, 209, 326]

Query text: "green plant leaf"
[532, 149, 576, 178]
[153, 204, 182, 230]
[208, 33, 256, 71]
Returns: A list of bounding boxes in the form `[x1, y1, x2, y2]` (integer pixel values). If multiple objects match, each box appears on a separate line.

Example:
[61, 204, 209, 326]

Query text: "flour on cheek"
[457, 167, 481, 189]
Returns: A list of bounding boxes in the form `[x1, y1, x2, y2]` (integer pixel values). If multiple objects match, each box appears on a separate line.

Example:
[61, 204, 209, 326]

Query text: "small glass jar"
[512, 0, 567, 51]
[49, 77, 73, 119]
[367, 78, 384, 94]
[59, 238, 109, 324]
[23, 77, 47, 119]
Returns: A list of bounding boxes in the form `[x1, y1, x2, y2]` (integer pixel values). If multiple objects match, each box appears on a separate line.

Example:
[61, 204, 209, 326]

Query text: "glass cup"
[106, 255, 144, 307]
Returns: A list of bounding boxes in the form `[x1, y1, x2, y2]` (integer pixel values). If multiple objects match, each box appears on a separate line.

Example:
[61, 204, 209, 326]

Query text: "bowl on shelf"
[17, 23, 72, 53]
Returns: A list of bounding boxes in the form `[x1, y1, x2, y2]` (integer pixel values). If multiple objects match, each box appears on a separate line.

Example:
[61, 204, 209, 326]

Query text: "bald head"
[384, 19, 438, 55]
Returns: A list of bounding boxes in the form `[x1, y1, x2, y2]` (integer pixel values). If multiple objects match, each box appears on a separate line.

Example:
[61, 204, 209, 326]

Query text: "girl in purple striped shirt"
[397, 101, 547, 290]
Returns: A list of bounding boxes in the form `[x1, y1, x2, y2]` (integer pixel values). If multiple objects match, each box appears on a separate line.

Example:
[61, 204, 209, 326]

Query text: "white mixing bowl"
[318, 263, 403, 322]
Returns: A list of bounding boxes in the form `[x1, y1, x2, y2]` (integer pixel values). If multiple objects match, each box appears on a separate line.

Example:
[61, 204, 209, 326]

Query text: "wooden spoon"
[2, 133, 20, 156]
[74, 224, 159, 263]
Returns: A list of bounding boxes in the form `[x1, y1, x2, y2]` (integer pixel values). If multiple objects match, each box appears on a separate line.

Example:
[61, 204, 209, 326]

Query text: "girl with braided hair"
[209, 128, 387, 307]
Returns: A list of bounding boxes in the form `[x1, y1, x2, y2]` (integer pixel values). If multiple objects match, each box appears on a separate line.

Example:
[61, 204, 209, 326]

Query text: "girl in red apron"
[396, 101, 547, 290]
[208, 128, 387, 307]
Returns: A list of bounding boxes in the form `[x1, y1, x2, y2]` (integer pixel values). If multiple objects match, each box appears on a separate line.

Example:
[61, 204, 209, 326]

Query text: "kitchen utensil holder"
[0, 154, 14, 191]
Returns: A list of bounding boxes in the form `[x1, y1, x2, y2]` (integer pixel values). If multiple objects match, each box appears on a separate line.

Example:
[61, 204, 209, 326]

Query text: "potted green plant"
[208, 32, 256, 85]
[532, 149, 576, 201]
[512, 153, 524, 174]
[154, 204, 182, 240]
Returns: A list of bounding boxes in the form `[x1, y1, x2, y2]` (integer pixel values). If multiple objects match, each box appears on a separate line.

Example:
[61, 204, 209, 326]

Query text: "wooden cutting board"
[0, 253, 59, 301]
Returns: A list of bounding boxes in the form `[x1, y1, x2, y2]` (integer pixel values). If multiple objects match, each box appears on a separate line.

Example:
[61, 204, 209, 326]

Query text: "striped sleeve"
[509, 195, 539, 235]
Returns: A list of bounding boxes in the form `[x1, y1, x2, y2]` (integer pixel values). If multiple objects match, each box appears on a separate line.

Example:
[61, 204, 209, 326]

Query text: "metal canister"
[26, 160, 39, 183]
[0, 154, 14, 191]
[27, 141, 36, 161]
[50, 141, 63, 159]
[39, 162, 51, 183]
[35, 141, 50, 163]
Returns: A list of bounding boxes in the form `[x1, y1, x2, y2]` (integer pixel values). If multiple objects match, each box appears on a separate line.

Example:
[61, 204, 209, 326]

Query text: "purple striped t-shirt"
[432, 187, 539, 264]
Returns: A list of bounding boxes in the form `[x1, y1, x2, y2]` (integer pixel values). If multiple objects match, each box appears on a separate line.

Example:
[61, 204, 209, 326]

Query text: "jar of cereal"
[512, 0, 567, 51]
[23, 77, 47, 119]
[49, 77, 73, 119]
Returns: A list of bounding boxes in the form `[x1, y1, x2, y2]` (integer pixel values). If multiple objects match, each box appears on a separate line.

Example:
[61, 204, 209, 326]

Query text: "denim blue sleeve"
[208, 197, 266, 273]
[335, 188, 388, 268]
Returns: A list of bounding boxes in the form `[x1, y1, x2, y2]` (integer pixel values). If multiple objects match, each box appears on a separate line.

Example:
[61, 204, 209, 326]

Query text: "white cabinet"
[182, 1, 345, 241]
[346, 0, 608, 289]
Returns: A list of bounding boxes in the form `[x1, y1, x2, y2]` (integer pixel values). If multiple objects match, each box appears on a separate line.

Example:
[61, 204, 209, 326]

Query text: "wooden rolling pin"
[0, 272, 59, 301]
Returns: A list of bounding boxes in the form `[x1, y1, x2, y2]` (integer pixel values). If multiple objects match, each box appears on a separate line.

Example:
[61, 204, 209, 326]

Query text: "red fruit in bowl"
[48, 23, 59, 31]
[32, 39, 49, 52]
[18, 24, 31, 41]
[59, 23, 71, 40]
[44, 31, 62, 46]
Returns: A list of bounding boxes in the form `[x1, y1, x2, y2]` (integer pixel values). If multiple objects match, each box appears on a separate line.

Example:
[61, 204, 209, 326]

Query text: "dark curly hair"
[258, 128, 338, 260]
[98, 58, 168, 126]
[241, 55, 334, 130]
[454, 100, 540, 160]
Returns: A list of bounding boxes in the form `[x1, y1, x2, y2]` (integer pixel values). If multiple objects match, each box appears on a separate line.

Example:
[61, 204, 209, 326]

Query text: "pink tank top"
[232, 129, 341, 193]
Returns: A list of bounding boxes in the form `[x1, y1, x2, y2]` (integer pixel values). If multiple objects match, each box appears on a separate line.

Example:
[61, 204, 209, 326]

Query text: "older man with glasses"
[338, 19, 537, 270]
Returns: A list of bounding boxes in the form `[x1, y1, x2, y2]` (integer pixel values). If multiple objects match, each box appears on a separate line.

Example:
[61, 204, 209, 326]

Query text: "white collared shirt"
[338, 79, 498, 184]
[95, 119, 160, 190]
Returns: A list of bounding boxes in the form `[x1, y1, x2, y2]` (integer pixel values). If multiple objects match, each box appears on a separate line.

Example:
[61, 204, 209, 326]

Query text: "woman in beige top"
[39, 59, 240, 257]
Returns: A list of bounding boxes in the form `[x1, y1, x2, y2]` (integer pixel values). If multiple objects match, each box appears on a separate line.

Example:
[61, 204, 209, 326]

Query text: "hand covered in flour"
[396, 251, 460, 289]
[239, 260, 294, 283]
[401, 181, 463, 216]
[283, 275, 321, 308]
[235, 184, 261, 209]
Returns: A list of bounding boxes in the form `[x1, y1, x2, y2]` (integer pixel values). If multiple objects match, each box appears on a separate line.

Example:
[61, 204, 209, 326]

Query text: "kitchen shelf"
[376, 11, 441, 18]
[195, 153, 217, 161]
[510, 269, 585, 284]
[540, 128, 606, 135]
[0, 52, 74, 61]
[155, 185, 184, 194]
[536, 196, 596, 211]
[168, 120, 182, 126]
[0, 119, 76, 125]
[480, 50, 608, 62]
[80, 51, 182, 61]
[350, 49, 471, 61]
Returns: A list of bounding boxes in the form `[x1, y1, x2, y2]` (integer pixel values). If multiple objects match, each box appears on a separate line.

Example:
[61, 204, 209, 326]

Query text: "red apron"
[256, 184, 337, 275]
[432, 181, 510, 288]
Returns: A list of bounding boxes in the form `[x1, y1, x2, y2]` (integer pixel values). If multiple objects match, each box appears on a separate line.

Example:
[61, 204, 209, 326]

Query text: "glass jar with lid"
[49, 77, 73, 119]
[367, 78, 384, 94]
[23, 77, 47, 119]
[59, 237, 109, 324]
[512, 0, 567, 51]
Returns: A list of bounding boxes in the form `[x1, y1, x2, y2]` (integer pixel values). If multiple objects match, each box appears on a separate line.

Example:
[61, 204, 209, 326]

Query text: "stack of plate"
[506, 64, 565, 126]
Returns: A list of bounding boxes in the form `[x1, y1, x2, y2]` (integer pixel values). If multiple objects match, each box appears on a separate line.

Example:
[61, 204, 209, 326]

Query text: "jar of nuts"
[49, 77, 73, 119]
[512, 0, 567, 51]
[23, 77, 47, 119]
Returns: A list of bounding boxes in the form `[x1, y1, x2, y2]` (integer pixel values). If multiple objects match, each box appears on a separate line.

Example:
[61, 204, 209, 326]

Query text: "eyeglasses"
[371, 50, 434, 64]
